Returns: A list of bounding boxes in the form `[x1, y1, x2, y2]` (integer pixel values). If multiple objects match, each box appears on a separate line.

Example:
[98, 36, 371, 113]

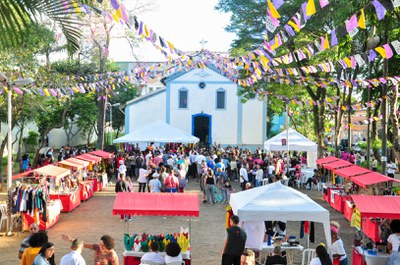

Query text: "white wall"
[127, 92, 166, 133]
[169, 68, 238, 145]
[241, 97, 264, 146]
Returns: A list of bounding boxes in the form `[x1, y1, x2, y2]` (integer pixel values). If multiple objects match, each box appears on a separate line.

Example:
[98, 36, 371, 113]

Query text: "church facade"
[125, 67, 266, 148]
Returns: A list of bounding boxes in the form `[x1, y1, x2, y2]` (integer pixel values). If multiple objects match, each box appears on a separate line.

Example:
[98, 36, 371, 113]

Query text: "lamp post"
[0, 74, 33, 236]
[106, 102, 120, 145]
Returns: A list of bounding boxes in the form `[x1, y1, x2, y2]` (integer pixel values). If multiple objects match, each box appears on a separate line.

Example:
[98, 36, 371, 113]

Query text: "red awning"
[33, 165, 71, 179]
[90, 150, 115, 159]
[351, 195, 400, 219]
[76, 154, 102, 163]
[112, 192, 200, 217]
[58, 160, 84, 170]
[12, 171, 32, 180]
[316, 156, 340, 165]
[324, 160, 352, 170]
[334, 166, 372, 179]
[66, 158, 90, 168]
[351, 172, 396, 188]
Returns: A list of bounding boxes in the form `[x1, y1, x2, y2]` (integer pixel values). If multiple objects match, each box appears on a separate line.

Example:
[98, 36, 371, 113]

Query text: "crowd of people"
[108, 143, 313, 205]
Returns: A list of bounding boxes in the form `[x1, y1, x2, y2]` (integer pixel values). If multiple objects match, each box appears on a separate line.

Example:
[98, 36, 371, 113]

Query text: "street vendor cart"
[112, 192, 200, 265]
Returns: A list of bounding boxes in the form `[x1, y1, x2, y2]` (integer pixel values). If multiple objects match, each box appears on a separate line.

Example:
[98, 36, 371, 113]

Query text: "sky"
[108, 0, 236, 62]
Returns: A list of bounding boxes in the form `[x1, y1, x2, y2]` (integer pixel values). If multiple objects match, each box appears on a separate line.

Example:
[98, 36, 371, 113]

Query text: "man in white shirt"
[60, 238, 86, 265]
[141, 241, 165, 264]
[118, 160, 127, 179]
[239, 164, 249, 191]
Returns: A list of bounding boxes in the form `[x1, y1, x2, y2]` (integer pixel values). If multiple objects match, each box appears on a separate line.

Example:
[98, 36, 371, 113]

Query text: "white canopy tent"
[264, 128, 317, 167]
[113, 120, 199, 144]
[230, 182, 331, 251]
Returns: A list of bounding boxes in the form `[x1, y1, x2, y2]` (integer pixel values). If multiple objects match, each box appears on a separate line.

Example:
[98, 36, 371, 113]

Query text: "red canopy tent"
[76, 154, 102, 163]
[334, 166, 372, 180]
[323, 160, 352, 170]
[112, 192, 200, 217]
[58, 160, 84, 170]
[351, 195, 400, 219]
[90, 150, 115, 159]
[351, 172, 400, 188]
[316, 156, 340, 165]
[66, 158, 90, 168]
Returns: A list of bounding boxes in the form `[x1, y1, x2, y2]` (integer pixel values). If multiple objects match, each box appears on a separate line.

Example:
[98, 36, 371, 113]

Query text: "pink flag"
[345, 15, 358, 33]
[319, 0, 329, 8]
[383, 44, 393, 59]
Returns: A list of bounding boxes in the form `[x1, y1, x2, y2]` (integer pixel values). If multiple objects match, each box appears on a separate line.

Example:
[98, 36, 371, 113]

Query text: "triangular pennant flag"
[331, 29, 338, 46]
[375, 46, 387, 58]
[383, 44, 393, 59]
[319, 0, 330, 8]
[324, 34, 330, 49]
[273, 0, 284, 8]
[302, 2, 311, 21]
[306, 0, 316, 16]
[284, 25, 295, 36]
[346, 15, 358, 33]
[358, 9, 366, 29]
[288, 21, 300, 32]
[268, 0, 281, 19]
[372, 0, 386, 20]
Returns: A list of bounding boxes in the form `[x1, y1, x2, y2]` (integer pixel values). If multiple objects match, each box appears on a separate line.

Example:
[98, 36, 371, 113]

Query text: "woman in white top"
[309, 245, 332, 265]
[137, 168, 148, 192]
[387, 219, 400, 265]
[255, 164, 263, 187]
[330, 223, 347, 265]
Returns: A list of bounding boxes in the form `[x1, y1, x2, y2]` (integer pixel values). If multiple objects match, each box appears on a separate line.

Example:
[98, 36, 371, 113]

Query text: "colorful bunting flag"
[306, 0, 316, 16]
[372, 0, 386, 20]
[358, 9, 366, 29]
[268, 0, 281, 19]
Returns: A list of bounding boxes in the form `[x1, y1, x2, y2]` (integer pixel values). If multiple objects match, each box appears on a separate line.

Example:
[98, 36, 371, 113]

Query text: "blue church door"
[192, 114, 212, 147]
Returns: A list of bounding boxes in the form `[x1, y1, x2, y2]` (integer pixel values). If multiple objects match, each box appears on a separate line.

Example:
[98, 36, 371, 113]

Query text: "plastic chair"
[301, 248, 316, 265]
[0, 204, 7, 230]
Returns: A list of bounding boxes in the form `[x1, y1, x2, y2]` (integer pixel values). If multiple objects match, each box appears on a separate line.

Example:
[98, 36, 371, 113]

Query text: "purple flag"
[383, 44, 393, 59]
[273, 0, 284, 9]
[319, 0, 329, 8]
[346, 15, 358, 33]
[372, 0, 386, 20]
[284, 25, 295, 36]
[302, 2, 310, 21]
[369, 50, 377, 62]
[110, 0, 120, 10]
[331, 29, 338, 46]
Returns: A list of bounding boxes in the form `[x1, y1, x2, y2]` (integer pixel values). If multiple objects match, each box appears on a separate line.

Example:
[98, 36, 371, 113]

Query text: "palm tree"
[0, 0, 97, 54]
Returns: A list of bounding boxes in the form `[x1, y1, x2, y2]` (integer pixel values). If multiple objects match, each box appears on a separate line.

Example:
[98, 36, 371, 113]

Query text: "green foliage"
[25, 131, 40, 146]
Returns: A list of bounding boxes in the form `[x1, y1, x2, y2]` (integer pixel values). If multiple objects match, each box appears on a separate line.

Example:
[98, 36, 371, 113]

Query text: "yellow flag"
[3, 86, 8, 93]
[116, 7, 123, 19]
[324, 34, 330, 49]
[43, 88, 50, 97]
[375, 46, 386, 58]
[306, 0, 316, 16]
[288, 21, 300, 32]
[343, 57, 352, 67]
[358, 9, 366, 29]
[267, 0, 281, 19]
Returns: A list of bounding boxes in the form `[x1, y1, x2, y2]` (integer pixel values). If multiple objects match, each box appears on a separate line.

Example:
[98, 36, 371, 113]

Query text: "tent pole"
[189, 219, 192, 257]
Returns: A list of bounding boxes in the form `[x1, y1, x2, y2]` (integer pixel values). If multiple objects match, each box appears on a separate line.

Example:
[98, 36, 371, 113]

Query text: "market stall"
[58, 159, 94, 202]
[89, 150, 115, 188]
[351, 195, 400, 265]
[34, 165, 81, 213]
[112, 192, 200, 265]
[75, 154, 104, 191]
[315, 156, 340, 165]
[12, 171, 63, 231]
[321, 160, 352, 212]
[229, 182, 332, 265]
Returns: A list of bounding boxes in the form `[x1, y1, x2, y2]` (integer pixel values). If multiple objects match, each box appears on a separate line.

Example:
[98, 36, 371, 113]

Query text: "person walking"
[204, 168, 217, 204]
[60, 239, 86, 265]
[221, 215, 247, 265]
[330, 222, 347, 265]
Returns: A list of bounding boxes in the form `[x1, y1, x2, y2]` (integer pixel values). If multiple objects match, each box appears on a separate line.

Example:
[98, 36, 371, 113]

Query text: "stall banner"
[354, 207, 361, 230]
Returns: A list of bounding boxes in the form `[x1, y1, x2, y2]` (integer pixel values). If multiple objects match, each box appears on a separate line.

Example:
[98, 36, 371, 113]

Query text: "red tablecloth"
[343, 200, 353, 221]
[22, 200, 62, 231]
[362, 218, 380, 242]
[49, 189, 81, 213]
[352, 246, 366, 265]
[79, 181, 94, 201]
[88, 178, 102, 192]
[332, 194, 351, 213]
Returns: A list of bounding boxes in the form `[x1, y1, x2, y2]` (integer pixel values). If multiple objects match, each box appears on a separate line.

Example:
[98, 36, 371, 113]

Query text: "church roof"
[125, 87, 166, 106]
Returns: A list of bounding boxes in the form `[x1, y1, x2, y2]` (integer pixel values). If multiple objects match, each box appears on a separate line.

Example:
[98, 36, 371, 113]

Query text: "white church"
[124, 66, 266, 148]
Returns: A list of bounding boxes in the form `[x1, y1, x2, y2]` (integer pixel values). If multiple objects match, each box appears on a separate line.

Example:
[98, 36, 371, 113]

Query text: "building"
[124, 66, 266, 148]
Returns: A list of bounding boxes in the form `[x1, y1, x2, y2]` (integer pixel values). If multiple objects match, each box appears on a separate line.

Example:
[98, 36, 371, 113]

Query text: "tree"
[0, 0, 100, 54]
